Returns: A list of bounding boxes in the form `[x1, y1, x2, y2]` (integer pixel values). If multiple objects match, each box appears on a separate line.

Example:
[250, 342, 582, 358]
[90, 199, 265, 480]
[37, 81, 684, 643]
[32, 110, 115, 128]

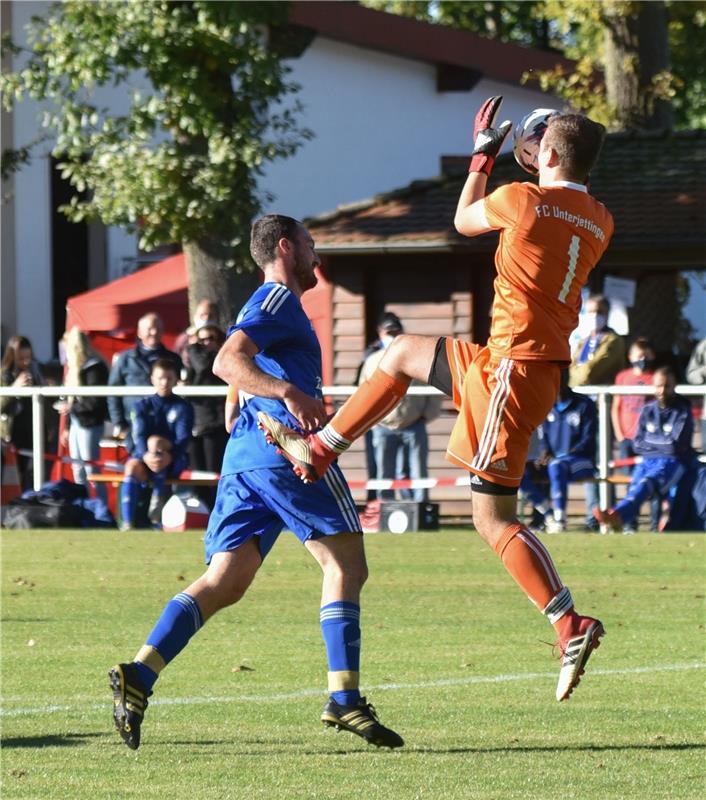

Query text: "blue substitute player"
[109, 215, 403, 750]
[521, 373, 597, 533]
[119, 358, 194, 530]
[595, 366, 693, 532]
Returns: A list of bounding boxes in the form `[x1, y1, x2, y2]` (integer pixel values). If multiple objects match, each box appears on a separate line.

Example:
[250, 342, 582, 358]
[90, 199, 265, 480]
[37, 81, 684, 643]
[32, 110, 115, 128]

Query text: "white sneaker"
[556, 617, 605, 701]
[545, 516, 567, 534]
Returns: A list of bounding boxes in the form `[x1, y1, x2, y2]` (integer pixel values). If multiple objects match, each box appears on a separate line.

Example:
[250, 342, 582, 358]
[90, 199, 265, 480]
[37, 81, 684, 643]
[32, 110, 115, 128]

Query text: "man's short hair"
[654, 365, 676, 382]
[588, 294, 610, 314]
[151, 358, 178, 376]
[378, 311, 403, 334]
[250, 214, 302, 269]
[630, 336, 654, 353]
[544, 114, 606, 182]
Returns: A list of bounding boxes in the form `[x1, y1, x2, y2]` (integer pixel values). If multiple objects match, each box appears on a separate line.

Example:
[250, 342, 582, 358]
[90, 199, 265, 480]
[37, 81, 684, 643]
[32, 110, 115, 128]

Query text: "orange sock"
[494, 523, 575, 634]
[320, 368, 410, 449]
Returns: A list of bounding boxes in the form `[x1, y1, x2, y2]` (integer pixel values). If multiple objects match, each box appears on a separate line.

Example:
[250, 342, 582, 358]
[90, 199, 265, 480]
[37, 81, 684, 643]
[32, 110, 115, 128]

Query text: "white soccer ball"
[513, 108, 559, 175]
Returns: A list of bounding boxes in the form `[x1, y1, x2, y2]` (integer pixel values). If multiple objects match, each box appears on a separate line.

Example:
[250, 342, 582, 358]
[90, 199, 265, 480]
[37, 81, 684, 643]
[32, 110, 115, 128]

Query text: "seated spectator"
[108, 312, 183, 448]
[0, 335, 44, 490]
[185, 323, 227, 507]
[59, 327, 110, 502]
[595, 367, 693, 533]
[175, 299, 219, 367]
[569, 294, 625, 530]
[686, 336, 706, 451]
[521, 372, 597, 533]
[120, 359, 194, 530]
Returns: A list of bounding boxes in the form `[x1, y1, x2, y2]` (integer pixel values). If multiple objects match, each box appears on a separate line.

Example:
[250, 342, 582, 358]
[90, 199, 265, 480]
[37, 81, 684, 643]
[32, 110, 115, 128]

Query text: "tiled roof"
[289, 1, 574, 86]
[307, 129, 706, 254]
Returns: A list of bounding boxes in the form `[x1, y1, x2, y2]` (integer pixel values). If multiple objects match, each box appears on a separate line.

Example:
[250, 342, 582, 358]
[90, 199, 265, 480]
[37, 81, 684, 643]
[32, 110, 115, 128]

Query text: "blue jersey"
[634, 397, 693, 459]
[538, 391, 597, 460]
[130, 393, 194, 463]
[222, 282, 323, 475]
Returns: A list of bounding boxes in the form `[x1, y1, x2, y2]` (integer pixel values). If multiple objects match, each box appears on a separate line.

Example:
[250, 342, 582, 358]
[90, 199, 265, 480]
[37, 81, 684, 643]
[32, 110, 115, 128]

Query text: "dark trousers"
[189, 428, 229, 508]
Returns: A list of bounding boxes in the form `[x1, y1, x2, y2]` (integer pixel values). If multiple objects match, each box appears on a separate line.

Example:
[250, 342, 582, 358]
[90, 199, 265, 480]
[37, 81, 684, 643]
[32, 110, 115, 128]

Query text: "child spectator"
[120, 359, 193, 530]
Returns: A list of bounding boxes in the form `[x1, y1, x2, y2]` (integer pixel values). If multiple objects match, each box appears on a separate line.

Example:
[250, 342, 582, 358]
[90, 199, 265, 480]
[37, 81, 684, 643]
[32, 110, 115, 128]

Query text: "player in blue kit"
[109, 215, 403, 751]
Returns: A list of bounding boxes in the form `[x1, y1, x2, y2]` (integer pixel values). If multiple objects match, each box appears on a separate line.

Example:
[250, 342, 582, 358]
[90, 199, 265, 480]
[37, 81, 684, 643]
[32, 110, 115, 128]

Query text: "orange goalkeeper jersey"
[483, 180, 614, 363]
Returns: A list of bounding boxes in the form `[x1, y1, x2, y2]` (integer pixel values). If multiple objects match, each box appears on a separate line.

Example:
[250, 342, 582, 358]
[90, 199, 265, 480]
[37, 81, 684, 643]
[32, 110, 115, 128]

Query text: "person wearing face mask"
[611, 339, 657, 459]
[611, 338, 658, 530]
[521, 371, 597, 533]
[569, 295, 626, 388]
[358, 313, 443, 502]
[595, 367, 693, 533]
[569, 295, 626, 529]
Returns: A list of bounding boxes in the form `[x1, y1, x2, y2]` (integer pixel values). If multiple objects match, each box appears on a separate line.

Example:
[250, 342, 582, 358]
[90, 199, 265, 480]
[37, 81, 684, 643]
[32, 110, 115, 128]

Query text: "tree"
[1, 0, 310, 328]
[363, 0, 706, 130]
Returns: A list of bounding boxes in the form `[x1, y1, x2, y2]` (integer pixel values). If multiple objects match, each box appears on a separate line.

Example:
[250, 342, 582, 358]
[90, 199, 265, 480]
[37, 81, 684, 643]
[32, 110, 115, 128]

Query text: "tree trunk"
[183, 239, 259, 331]
[603, 1, 671, 130]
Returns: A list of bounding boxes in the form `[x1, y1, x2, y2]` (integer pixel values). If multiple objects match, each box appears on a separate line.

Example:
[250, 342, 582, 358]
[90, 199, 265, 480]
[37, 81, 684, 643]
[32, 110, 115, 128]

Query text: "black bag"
[1, 497, 85, 529]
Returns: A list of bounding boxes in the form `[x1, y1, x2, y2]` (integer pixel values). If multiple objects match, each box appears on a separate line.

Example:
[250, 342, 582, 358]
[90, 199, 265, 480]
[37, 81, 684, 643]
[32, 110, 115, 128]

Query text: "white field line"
[1, 662, 704, 719]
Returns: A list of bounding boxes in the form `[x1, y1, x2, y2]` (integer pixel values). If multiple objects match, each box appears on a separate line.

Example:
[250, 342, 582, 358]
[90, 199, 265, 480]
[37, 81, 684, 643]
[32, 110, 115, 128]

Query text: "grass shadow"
[1, 732, 105, 749]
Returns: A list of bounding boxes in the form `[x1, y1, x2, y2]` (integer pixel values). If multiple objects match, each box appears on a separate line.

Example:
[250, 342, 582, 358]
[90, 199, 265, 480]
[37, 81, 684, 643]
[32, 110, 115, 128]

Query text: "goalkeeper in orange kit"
[260, 96, 614, 702]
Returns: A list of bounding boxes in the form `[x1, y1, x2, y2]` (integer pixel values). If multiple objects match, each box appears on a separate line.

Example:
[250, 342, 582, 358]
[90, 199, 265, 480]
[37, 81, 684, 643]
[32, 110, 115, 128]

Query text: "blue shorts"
[203, 464, 362, 564]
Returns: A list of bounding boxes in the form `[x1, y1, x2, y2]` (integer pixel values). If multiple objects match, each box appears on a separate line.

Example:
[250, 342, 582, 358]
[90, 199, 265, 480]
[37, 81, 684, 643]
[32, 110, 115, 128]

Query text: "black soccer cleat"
[109, 662, 149, 750]
[321, 696, 404, 749]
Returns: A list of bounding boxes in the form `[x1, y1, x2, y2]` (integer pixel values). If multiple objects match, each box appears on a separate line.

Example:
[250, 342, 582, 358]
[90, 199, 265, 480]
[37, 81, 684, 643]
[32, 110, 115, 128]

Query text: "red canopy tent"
[65, 254, 190, 364]
[65, 252, 333, 379]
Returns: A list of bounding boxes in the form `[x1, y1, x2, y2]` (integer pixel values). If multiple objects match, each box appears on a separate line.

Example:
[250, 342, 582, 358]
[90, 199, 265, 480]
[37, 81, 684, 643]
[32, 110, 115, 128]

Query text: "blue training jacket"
[537, 391, 597, 459]
[130, 393, 194, 464]
[633, 397, 693, 459]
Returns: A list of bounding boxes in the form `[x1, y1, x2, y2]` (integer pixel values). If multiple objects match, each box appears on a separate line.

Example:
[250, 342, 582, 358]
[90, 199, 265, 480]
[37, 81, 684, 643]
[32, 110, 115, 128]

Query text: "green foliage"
[363, 1, 552, 48]
[365, 0, 706, 129]
[1, 530, 705, 799]
[1, 0, 310, 260]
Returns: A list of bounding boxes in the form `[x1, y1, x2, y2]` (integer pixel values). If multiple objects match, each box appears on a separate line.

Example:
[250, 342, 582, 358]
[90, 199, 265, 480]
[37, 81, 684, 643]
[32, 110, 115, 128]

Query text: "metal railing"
[1, 383, 704, 497]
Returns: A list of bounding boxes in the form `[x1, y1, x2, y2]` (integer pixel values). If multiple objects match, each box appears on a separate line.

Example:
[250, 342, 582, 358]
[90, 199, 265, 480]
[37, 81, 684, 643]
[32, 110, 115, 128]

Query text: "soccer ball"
[512, 108, 559, 175]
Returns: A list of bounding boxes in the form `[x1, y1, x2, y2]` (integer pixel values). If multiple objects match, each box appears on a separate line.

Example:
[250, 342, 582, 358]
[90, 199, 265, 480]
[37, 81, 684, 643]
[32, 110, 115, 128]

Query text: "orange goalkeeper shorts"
[443, 339, 561, 488]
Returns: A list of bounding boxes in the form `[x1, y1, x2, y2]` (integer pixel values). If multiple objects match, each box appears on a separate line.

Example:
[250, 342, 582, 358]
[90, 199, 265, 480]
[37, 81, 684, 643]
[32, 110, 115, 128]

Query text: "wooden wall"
[323, 251, 494, 517]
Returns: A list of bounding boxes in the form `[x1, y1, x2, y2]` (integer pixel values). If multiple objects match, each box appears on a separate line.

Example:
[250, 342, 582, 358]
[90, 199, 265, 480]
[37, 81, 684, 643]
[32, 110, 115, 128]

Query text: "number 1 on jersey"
[558, 235, 581, 304]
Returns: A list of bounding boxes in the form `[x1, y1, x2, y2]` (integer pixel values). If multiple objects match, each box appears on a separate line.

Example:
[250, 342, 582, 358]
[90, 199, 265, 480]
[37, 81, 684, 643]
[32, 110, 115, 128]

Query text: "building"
[2, 0, 568, 359]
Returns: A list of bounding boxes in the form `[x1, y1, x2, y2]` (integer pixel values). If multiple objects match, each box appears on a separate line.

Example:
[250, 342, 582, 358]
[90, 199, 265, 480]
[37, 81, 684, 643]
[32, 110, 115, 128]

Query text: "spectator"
[611, 337, 658, 531]
[174, 299, 219, 367]
[522, 372, 597, 533]
[686, 336, 706, 451]
[108, 313, 183, 449]
[569, 294, 626, 529]
[59, 327, 110, 502]
[120, 359, 194, 530]
[356, 312, 403, 502]
[595, 367, 693, 533]
[185, 323, 227, 507]
[569, 295, 626, 388]
[0, 335, 44, 490]
[359, 316, 442, 502]
[611, 337, 656, 459]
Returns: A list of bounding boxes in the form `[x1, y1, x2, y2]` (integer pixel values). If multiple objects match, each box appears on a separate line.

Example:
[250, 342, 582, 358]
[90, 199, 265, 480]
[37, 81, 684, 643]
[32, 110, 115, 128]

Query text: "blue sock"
[133, 592, 204, 692]
[120, 476, 140, 526]
[320, 601, 361, 706]
[152, 469, 167, 499]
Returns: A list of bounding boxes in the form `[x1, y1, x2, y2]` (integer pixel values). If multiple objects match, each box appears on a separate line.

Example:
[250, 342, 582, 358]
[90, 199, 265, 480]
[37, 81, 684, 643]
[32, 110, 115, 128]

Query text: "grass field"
[1, 528, 704, 800]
